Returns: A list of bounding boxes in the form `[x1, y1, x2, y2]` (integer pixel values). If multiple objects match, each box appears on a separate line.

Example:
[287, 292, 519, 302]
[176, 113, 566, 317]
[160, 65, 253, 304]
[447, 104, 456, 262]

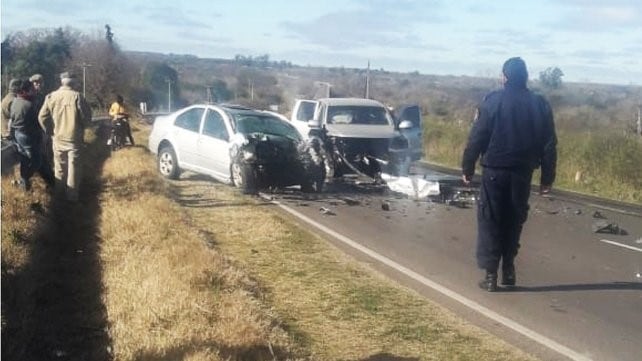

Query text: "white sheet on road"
[381, 173, 440, 199]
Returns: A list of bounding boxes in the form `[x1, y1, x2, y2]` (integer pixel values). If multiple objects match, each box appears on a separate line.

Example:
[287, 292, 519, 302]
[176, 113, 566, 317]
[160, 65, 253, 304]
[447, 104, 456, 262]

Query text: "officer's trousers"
[53, 140, 82, 202]
[476, 167, 533, 272]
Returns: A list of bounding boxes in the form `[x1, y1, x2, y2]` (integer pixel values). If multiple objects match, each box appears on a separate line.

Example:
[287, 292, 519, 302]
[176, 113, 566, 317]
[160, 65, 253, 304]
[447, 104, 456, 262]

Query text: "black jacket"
[462, 84, 557, 185]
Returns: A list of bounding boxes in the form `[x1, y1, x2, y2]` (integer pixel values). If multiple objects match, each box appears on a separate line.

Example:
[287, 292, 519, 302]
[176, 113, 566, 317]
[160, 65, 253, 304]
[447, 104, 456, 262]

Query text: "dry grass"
[3, 120, 537, 361]
[178, 181, 535, 361]
[98, 132, 298, 360]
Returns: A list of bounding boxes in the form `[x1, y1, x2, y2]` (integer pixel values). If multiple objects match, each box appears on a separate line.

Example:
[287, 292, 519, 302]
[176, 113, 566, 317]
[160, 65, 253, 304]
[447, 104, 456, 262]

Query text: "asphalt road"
[263, 166, 642, 361]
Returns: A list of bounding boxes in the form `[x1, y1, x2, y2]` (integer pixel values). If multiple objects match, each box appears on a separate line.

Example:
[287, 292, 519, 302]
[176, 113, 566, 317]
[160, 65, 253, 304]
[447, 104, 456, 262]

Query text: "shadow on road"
[1, 132, 113, 360]
[507, 281, 642, 292]
[359, 353, 420, 361]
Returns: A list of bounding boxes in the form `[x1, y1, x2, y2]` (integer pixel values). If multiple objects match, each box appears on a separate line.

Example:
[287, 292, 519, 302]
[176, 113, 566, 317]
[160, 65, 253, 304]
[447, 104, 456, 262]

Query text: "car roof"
[316, 97, 386, 107]
[191, 103, 275, 117]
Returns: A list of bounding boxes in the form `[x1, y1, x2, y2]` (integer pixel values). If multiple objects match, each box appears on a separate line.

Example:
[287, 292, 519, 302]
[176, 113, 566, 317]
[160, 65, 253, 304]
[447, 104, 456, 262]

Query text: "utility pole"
[365, 60, 370, 99]
[79, 62, 92, 98]
[638, 104, 642, 136]
[206, 86, 213, 104]
[166, 78, 173, 112]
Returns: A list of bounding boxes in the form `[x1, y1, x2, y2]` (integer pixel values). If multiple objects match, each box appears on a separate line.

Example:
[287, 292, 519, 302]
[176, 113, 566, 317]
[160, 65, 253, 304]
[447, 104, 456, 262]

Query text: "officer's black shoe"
[502, 264, 516, 286]
[478, 271, 498, 292]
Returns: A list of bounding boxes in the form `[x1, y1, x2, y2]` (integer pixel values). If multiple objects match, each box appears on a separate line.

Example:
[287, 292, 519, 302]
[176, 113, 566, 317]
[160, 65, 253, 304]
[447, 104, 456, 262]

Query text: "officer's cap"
[29, 73, 43, 83]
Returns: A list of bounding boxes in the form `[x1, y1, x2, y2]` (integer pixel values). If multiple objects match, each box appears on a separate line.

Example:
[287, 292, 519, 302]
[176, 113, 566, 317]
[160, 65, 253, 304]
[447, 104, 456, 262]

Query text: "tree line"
[1, 26, 183, 113]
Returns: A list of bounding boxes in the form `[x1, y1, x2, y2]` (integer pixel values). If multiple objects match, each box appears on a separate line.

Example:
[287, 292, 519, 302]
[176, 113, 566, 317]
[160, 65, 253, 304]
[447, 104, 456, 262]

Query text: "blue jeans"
[14, 130, 41, 182]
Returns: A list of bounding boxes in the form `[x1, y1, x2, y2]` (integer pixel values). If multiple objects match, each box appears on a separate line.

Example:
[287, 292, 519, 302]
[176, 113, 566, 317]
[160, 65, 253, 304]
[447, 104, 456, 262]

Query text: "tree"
[210, 79, 232, 103]
[141, 62, 180, 110]
[105, 24, 114, 44]
[1, 28, 76, 95]
[539, 67, 564, 89]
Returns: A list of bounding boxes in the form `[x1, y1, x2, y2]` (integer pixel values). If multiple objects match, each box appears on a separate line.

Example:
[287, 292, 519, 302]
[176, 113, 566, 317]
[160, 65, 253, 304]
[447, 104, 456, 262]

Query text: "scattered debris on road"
[319, 207, 336, 216]
[341, 197, 361, 206]
[592, 220, 628, 235]
[592, 210, 606, 219]
[381, 173, 440, 200]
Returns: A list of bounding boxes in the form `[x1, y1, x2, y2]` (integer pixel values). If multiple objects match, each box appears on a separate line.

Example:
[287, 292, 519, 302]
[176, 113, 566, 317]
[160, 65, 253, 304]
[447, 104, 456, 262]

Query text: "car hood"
[325, 124, 396, 139]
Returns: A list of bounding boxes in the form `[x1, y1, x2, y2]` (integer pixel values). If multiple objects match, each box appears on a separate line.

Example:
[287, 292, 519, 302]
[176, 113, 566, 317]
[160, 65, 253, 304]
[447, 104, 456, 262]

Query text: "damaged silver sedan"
[148, 104, 324, 193]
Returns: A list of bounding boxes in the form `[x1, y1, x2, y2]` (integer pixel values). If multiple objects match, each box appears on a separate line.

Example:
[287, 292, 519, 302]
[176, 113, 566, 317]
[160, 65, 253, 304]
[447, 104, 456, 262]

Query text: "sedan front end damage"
[230, 132, 324, 193]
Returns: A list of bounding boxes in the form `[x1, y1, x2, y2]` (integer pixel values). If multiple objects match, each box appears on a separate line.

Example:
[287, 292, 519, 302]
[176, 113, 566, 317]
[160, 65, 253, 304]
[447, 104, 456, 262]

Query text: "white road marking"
[273, 199, 593, 361]
[599, 239, 642, 253]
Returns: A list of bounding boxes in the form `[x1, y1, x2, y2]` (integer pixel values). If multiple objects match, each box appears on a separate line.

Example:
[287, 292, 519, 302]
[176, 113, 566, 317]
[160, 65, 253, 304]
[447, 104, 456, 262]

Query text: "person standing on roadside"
[9, 79, 55, 190]
[29, 73, 45, 110]
[30, 73, 54, 168]
[1, 79, 21, 138]
[38, 72, 92, 202]
[461, 57, 557, 292]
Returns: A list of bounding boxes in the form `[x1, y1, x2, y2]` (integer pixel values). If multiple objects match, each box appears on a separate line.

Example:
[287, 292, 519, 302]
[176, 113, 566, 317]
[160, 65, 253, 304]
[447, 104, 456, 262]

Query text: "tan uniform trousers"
[53, 141, 81, 202]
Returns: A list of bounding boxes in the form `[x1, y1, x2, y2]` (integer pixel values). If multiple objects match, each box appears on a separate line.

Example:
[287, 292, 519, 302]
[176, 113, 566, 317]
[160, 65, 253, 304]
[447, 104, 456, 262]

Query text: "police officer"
[461, 57, 557, 292]
[38, 72, 92, 202]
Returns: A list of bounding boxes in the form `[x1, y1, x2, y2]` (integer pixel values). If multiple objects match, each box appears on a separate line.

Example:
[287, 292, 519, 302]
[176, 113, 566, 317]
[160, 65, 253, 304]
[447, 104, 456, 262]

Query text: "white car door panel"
[197, 109, 232, 181]
[173, 107, 205, 166]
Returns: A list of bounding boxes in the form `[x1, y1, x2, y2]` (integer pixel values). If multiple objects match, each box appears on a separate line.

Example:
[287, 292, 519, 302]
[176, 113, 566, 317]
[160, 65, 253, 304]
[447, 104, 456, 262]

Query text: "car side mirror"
[307, 119, 321, 128]
[399, 120, 413, 130]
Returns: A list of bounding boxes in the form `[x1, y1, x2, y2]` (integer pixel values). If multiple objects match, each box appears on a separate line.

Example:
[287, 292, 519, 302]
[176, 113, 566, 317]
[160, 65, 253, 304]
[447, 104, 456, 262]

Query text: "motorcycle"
[108, 117, 130, 151]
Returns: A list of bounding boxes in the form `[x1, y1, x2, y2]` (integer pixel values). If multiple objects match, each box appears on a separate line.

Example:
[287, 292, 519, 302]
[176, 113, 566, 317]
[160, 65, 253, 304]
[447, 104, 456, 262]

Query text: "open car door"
[394, 105, 423, 161]
[291, 99, 319, 139]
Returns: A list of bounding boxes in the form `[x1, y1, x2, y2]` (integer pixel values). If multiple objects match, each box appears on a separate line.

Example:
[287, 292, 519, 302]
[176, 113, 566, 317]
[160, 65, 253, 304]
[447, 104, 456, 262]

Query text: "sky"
[2, 0, 642, 85]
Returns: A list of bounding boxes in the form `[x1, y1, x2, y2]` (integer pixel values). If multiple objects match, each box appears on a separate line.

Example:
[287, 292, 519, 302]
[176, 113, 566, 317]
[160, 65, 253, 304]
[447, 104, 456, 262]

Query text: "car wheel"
[158, 146, 180, 179]
[231, 160, 256, 194]
[302, 163, 325, 193]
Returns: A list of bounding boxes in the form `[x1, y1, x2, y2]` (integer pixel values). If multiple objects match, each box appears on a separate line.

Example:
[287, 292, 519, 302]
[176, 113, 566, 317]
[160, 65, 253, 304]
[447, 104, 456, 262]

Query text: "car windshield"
[327, 105, 391, 125]
[233, 114, 302, 141]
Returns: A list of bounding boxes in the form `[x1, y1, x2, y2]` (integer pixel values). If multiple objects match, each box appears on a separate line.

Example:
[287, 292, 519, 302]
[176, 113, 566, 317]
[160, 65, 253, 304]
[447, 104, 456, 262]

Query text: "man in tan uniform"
[38, 72, 92, 202]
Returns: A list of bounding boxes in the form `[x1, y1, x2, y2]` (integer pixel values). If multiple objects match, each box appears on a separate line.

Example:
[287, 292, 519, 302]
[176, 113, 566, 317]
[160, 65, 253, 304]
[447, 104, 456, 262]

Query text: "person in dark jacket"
[461, 57, 557, 292]
[9, 79, 55, 191]
[30, 73, 54, 168]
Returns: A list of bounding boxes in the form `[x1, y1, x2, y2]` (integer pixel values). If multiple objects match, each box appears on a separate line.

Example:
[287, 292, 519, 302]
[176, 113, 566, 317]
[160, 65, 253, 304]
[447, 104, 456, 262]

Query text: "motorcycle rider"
[108, 94, 134, 145]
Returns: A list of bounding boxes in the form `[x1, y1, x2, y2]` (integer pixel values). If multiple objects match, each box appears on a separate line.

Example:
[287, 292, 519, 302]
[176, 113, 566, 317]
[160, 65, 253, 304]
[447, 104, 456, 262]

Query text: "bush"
[422, 119, 642, 204]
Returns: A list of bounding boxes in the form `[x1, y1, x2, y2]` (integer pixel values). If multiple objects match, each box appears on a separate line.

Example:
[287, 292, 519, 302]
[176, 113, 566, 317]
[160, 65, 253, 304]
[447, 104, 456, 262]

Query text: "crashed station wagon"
[290, 98, 423, 179]
[148, 104, 325, 193]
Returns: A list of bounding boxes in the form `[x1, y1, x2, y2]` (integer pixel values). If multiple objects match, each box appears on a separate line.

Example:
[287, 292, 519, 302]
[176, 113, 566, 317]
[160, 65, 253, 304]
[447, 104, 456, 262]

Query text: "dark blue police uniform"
[461, 57, 557, 291]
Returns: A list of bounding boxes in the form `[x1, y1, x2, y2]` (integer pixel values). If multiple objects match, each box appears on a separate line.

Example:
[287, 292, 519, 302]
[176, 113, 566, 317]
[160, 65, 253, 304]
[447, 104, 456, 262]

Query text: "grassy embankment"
[2, 120, 536, 360]
[423, 118, 642, 204]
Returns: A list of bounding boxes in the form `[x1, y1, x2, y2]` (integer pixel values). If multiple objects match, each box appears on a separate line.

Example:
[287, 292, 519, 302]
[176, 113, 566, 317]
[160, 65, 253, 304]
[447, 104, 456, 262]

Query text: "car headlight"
[242, 149, 255, 161]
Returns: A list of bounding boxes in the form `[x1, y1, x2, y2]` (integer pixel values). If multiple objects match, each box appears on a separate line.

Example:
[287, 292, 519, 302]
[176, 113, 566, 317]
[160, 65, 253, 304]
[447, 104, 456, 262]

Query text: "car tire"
[158, 146, 180, 179]
[302, 163, 325, 193]
[231, 160, 256, 194]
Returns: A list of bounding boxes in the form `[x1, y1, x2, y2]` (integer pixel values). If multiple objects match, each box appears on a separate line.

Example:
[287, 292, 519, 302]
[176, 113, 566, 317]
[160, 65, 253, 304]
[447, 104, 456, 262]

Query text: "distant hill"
[125, 51, 642, 133]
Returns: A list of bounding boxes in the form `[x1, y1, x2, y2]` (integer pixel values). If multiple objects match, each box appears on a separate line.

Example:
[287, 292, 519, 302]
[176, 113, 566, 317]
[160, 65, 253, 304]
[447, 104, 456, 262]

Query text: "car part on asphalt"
[592, 220, 628, 235]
